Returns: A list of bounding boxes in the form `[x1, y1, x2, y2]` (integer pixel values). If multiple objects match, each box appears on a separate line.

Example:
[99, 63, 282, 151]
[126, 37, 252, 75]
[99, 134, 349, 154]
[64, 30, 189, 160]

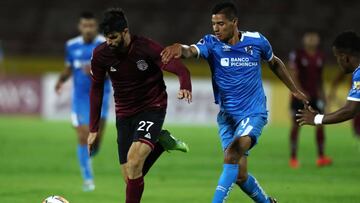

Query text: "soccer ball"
[42, 195, 69, 203]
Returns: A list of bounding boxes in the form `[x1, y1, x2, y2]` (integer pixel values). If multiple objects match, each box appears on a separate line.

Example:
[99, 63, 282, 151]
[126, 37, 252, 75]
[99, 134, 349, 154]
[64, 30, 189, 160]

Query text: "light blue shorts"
[71, 93, 110, 127]
[217, 110, 268, 152]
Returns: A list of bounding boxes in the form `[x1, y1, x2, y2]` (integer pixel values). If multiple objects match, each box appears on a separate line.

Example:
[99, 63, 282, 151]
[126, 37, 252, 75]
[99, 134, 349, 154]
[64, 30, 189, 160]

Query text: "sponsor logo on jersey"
[136, 60, 149, 71]
[220, 57, 258, 67]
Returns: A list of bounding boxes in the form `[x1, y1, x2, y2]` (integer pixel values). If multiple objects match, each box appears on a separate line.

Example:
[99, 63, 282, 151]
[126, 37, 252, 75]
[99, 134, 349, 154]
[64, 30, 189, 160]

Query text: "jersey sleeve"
[259, 33, 274, 61]
[89, 51, 106, 132]
[65, 43, 72, 68]
[191, 35, 213, 59]
[347, 71, 360, 102]
[146, 38, 192, 91]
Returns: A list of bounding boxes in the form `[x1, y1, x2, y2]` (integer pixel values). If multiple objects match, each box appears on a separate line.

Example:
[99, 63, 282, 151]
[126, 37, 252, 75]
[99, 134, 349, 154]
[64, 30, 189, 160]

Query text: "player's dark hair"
[212, 2, 238, 21]
[80, 11, 95, 19]
[100, 8, 128, 35]
[333, 31, 360, 55]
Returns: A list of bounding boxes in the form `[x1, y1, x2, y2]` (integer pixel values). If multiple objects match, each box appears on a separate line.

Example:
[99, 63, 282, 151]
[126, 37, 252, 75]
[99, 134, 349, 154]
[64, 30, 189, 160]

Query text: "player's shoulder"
[201, 34, 220, 43]
[353, 66, 360, 78]
[92, 42, 107, 58]
[66, 36, 83, 47]
[95, 35, 106, 43]
[241, 31, 268, 44]
[133, 35, 161, 47]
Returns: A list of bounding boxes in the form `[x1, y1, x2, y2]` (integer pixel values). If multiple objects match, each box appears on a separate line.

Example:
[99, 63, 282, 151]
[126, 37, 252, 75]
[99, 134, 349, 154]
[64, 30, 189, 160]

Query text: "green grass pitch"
[0, 117, 360, 203]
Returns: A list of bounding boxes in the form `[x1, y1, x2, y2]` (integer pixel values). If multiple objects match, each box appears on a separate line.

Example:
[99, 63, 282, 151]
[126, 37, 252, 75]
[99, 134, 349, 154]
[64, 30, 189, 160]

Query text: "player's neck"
[304, 47, 317, 56]
[82, 36, 95, 44]
[118, 33, 132, 54]
[227, 32, 240, 45]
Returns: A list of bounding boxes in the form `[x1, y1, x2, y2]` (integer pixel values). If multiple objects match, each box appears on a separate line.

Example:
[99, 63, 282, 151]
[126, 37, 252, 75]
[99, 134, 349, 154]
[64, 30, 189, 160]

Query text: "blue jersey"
[193, 31, 273, 118]
[65, 35, 111, 102]
[347, 66, 360, 102]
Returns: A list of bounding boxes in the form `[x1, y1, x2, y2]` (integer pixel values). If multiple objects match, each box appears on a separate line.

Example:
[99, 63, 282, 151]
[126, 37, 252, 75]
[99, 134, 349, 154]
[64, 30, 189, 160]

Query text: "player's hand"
[87, 132, 98, 156]
[55, 81, 63, 95]
[160, 43, 182, 64]
[292, 91, 309, 106]
[295, 106, 318, 126]
[177, 89, 192, 103]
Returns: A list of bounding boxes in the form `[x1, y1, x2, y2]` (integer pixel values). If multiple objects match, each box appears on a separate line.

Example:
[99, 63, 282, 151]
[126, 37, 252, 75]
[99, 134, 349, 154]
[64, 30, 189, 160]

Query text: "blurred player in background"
[288, 31, 332, 168]
[328, 68, 360, 144]
[297, 31, 360, 127]
[54, 12, 111, 191]
[88, 8, 191, 203]
[161, 2, 308, 203]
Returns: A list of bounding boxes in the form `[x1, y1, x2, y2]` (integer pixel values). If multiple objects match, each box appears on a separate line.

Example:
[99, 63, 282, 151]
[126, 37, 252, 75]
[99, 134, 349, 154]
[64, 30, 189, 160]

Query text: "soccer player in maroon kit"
[288, 31, 332, 168]
[87, 8, 192, 203]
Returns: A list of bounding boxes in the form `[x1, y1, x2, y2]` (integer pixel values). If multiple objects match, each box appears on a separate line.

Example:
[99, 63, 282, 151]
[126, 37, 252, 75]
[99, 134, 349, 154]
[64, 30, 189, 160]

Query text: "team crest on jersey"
[136, 60, 149, 71]
[353, 81, 360, 90]
[244, 46, 253, 55]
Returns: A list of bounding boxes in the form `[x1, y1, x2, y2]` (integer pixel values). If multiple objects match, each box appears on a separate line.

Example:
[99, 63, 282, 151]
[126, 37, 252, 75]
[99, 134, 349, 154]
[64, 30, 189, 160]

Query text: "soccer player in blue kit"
[297, 31, 360, 126]
[55, 12, 111, 191]
[161, 2, 308, 203]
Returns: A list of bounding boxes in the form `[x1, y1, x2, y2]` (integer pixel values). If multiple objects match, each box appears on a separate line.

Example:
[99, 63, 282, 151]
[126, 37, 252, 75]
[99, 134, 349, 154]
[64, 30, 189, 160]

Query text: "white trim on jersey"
[240, 125, 254, 136]
[242, 31, 261, 39]
[71, 112, 80, 127]
[347, 96, 360, 102]
[267, 53, 274, 62]
[190, 44, 201, 59]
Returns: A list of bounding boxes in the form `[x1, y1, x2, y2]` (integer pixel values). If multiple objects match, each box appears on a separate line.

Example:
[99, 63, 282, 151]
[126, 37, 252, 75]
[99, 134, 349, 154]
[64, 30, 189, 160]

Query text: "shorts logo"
[136, 60, 149, 71]
[220, 58, 230, 66]
[144, 133, 152, 139]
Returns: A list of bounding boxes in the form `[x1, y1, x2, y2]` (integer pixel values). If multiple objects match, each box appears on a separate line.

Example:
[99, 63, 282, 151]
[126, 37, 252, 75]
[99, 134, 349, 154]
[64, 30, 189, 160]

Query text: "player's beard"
[109, 37, 127, 53]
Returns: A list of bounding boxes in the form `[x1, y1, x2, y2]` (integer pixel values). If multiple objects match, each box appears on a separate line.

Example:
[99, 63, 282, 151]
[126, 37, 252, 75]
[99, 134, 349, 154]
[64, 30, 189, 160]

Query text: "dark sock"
[126, 176, 144, 203]
[290, 124, 299, 159]
[142, 142, 164, 176]
[316, 126, 325, 157]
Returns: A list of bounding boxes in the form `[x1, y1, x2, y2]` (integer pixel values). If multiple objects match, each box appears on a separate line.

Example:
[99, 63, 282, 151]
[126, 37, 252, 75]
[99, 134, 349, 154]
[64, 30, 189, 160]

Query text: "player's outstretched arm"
[268, 55, 309, 104]
[160, 43, 198, 64]
[296, 100, 360, 126]
[88, 56, 106, 155]
[55, 67, 72, 94]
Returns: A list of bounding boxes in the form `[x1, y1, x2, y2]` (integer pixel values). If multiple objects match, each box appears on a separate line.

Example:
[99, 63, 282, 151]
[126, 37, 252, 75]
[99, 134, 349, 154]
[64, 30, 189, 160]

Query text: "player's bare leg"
[120, 164, 128, 183]
[75, 125, 95, 191]
[91, 118, 107, 157]
[125, 142, 152, 203]
[289, 119, 300, 168]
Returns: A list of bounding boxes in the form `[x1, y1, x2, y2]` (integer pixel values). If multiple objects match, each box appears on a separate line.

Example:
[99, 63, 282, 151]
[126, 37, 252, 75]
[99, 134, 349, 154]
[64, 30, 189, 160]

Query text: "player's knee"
[224, 150, 241, 164]
[236, 172, 248, 184]
[127, 158, 141, 171]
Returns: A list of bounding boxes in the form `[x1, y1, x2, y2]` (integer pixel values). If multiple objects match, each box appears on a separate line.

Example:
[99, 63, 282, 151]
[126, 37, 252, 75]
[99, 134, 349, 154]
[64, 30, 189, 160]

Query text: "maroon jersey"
[89, 35, 191, 132]
[289, 49, 325, 99]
